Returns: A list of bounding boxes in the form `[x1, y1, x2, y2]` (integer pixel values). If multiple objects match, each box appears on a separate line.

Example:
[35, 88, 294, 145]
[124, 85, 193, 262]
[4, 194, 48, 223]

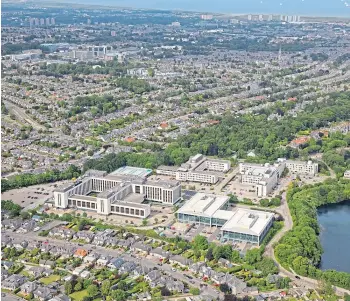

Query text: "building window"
[77, 201, 81, 207]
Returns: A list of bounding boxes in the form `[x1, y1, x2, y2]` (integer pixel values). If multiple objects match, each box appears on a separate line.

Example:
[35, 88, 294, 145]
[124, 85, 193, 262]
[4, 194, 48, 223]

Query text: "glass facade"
[222, 230, 259, 243]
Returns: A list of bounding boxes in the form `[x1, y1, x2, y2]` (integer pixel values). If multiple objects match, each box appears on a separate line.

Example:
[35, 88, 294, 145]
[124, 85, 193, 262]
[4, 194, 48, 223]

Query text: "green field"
[70, 290, 89, 301]
[40, 274, 61, 284]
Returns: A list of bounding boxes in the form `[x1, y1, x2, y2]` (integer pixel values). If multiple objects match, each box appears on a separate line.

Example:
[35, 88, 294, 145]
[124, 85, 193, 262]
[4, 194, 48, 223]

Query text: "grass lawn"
[70, 290, 89, 301]
[40, 274, 61, 284]
[20, 270, 30, 277]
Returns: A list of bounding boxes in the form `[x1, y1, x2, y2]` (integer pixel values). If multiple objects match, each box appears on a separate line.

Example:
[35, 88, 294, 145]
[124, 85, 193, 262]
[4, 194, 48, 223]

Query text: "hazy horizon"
[47, 0, 350, 17]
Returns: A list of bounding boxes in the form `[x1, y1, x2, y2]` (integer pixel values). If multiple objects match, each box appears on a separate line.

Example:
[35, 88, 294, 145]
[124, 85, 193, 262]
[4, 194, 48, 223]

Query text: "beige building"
[54, 168, 181, 218]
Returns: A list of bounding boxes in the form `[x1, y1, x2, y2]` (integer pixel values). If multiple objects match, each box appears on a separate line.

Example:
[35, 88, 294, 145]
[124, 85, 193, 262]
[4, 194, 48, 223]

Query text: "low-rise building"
[177, 193, 274, 245]
[157, 154, 231, 184]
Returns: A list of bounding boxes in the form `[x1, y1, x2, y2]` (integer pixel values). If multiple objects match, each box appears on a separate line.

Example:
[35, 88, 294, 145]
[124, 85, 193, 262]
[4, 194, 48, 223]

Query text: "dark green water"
[317, 200, 350, 273]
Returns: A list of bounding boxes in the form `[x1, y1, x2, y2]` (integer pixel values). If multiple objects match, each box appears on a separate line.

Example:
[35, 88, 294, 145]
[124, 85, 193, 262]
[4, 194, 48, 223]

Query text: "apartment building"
[156, 154, 231, 184]
[54, 168, 181, 218]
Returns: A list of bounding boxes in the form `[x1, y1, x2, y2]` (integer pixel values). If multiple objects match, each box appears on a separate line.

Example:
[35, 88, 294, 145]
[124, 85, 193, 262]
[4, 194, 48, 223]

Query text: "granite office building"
[54, 168, 181, 218]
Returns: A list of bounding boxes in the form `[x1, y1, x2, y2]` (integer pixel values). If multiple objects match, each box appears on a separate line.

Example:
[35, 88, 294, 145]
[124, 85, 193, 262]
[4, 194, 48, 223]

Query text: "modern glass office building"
[177, 193, 274, 245]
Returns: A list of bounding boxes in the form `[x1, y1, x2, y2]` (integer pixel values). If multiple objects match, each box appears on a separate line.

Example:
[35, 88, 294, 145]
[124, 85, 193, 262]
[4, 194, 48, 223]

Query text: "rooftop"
[221, 208, 274, 236]
[177, 193, 229, 217]
[110, 166, 153, 178]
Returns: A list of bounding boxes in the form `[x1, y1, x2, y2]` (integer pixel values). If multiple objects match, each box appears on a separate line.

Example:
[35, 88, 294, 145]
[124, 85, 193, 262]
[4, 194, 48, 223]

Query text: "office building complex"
[156, 154, 231, 184]
[177, 193, 274, 245]
[239, 159, 318, 197]
[53, 168, 181, 218]
[239, 161, 284, 197]
[285, 160, 318, 176]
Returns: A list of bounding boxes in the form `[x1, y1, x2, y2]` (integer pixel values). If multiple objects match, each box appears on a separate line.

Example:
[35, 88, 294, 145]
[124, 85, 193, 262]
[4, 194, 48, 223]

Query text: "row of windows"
[110, 205, 145, 217]
[68, 199, 96, 209]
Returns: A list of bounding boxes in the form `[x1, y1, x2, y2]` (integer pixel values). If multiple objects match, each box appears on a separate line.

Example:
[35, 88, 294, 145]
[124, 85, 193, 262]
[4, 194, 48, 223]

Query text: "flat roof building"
[177, 193, 274, 245]
[53, 167, 181, 218]
[157, 154, 231, 184]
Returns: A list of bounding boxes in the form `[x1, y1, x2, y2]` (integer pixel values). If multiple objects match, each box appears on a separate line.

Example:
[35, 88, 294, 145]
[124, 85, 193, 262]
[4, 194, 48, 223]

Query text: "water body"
[58, 0, 350, 17]
[317, 200, 350, 273]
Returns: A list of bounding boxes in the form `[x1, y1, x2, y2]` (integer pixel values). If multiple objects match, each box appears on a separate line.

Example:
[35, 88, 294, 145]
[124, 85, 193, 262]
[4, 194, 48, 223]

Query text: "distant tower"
[34, 18, 40, 26]
[40, 18, 45, 26]
[46, 17, 50, 26]
[87, 18, 91, 25]
[29, 18, 34, 28]
[248, 14, 252, 21]
[51, 17, 55, 25]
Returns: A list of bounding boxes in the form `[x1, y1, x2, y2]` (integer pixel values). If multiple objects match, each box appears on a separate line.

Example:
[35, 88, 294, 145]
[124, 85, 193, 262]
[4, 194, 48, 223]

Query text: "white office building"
[177, 193, 274, 245]
[157, 154, 231, 184]
[285, 160, 318, 176]
[239, 162, 284, 197]
[54, 168, 181, 218]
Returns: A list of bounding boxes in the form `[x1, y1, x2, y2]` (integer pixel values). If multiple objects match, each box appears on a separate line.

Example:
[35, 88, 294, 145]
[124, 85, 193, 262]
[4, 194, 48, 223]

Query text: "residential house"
[133, 265, 151, 277]
[1, 219, 22, 231]
[1, 268, 9, 281]
[50, 246, 75, 258]
[104, 237, 119, 247]
[218, 258, 232, 268]
[289, 136, 310, 149]
[169, 255, 193, 268]
[13, 240, 29, 251]
[39, 260, 55, 269]
[266, 274, 281, 284]
[131, 242, 151, 255]
[145, 270, 161, 285]
[49, 294, 71, 301]
[119, 261, 137, 274]
[18, 220, 37, 233]
[165, 277, 184, 293]
[29, 266, 52, 278]
[80, 271, 91, 279]
[34, 286, 54, 301]
[226, 274, 249, 295]
[74, 248, 88, 258]
[107, 258, 125, 270]
[190, 262, 206, 274]
[49, 227, 75, 240]
[73, 231, 95, 243]
[27, 241, 42, 251]
[20, 281, 38, 295]
[211, 271, 227, 285]
[84, 252, 100, 263]
[150, 248, 170, 261]
[96, 255, 112, 266]
[2, 261, 14, 271]
[1, 235, 12, 248]
[2, 274, 27, 290]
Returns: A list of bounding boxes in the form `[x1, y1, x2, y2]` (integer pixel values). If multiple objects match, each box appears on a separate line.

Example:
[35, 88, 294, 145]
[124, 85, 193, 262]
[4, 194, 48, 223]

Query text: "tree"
[147, 68, 155, 77]
[193, 235, 208, 250]
[74, 282, 82, 292]
[220, 283, 230, 293]
[160, 287, 171, 296]
[87, 284, 98, 297]
[110, 289, 127, 301]
[65, 282, 73, 295]
[20, 211, 30, 219]
[101, 280, 111, 296]
[189, 287, 200, 295]
[245, 248, 261, 265]
[142, 219, 148, 226]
